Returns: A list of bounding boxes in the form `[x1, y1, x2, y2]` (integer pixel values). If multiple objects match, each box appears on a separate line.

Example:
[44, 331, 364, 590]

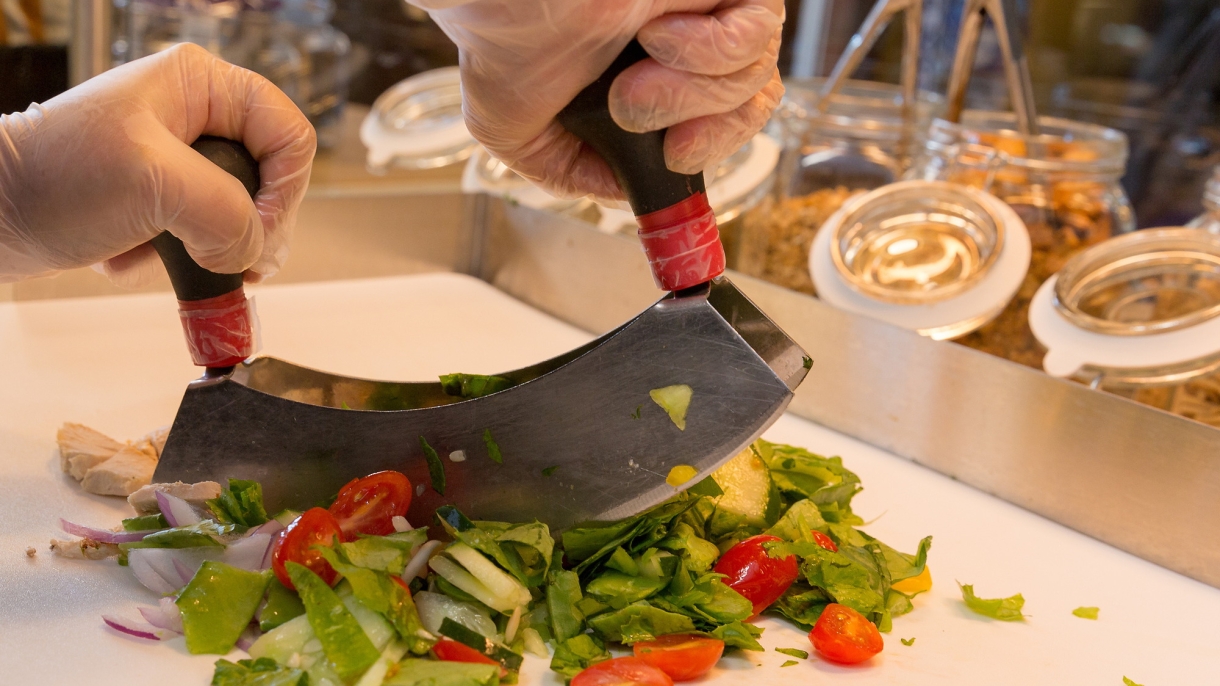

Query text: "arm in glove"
[411, 0, 784, 200]
[0, 43, 316, 286]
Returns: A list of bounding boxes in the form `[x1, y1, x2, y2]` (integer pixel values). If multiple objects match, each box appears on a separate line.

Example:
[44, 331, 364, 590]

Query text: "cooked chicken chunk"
[81, 443, 157, 496]
[57, 423, 126, 481]
[127, 481, 223, 515]
[49, 538, 119, 559]
[143, 426, 170, 458]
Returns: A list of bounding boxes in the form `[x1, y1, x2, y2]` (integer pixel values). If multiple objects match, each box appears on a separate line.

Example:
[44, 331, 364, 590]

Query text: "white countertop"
[2, 273, 1217, 685]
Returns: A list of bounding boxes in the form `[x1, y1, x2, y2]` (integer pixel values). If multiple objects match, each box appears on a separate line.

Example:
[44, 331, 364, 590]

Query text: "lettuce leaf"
[384, 659, 500, 686]
[546, 569, 585, 643]
[286, 562, 381, 680]
[959, 583, 1026, 621]
[710, 620, 765, 651]
[208, 479, 269, 527]
[439, 373, 515, 399]
[753, 441, 862, 522]
[435, 506, 554, 588]
[585, 602, 696, 644]
[338, 529, 428, 576]
[550, 634, 611, 679]
[315, 547, 433, 655]
[210, 657, 306, 686]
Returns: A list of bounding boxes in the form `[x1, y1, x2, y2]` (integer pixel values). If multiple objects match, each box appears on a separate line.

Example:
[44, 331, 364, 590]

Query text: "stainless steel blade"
[152, 277, 808, 530]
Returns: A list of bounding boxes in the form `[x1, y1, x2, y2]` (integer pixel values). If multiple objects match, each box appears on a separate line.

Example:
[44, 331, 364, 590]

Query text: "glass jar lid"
[1052, 228, 1220, 336]
[361, 67, 477, 172]
[830, 183, 1005, 305]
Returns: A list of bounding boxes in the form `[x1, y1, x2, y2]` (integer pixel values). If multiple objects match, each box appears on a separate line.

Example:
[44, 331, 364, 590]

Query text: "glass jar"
[1029, 228, 1220, 428]
[907, 112, 1135, 369]
[1186, 165, 1220, 233]
[276, 0, 351, 150]
[738, 78, 942, 295]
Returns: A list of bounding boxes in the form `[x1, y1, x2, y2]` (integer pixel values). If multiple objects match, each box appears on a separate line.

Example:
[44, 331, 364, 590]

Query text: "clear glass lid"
[830, 183, 1005, 304]
[362, 67, 476, 171]
[1053, 228, 1220, 336]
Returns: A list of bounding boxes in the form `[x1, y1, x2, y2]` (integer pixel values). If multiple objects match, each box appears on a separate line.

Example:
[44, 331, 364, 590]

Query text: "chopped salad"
[57, 439, 933, 685]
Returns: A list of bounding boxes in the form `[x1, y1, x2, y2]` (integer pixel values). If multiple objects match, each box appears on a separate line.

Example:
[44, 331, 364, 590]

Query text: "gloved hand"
[0, 43, 316, 286]
[410, 0, 784, 200]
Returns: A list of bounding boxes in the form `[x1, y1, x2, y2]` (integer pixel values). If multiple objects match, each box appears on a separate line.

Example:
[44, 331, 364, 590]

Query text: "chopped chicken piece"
[143, 426, 170, 459]
[49, 538, 119, 560]
[81, 443, 157, 496]
[25, 546, 36, 558]
[127, 481, 223, 515]
[57, 423, 126, 481]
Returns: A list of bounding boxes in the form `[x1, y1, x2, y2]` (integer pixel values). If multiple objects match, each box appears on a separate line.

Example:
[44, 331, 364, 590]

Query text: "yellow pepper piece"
[892, 566, 932, 594]
[666, 464, 699, 487]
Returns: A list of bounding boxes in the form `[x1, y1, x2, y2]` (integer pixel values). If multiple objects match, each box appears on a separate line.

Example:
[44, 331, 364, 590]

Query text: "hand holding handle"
[557, 40, 725, 292]
[152, 136, 260, 369]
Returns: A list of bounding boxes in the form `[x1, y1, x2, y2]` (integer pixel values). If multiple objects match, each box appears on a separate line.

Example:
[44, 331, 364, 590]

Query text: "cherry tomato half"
[810, 530, 838, 552]
[571, 657, 674, 686]
[271, 507, 343, 590]
[712, 534, 799, 615]
[809, 603, 883, 664]
[328, 470, 412, 539]
[633, 634, 724, 682]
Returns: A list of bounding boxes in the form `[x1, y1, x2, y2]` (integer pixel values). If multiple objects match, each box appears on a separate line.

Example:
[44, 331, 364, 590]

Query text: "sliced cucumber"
[248, 613, 313, 662]
[414, 590, 498, 638]
[445, 543, 532, 609]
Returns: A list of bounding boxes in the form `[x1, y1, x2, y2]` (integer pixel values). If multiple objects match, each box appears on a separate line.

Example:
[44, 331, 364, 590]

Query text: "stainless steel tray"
[246, 191, 1220, 589]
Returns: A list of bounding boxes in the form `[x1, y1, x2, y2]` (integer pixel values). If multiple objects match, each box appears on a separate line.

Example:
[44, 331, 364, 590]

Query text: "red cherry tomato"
[271, 507, 342, 590]
[328, 471, 412, 539]
[633, 634, 724, 681]
[432, 638, 500, 667]
[712, 534, 799, 615]
[809, 603, 883, 664]
[810, 530, 838, 552]
[571, 657, 674, 686]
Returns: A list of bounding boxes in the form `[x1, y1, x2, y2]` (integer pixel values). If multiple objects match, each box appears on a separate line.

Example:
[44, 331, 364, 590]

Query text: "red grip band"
[635, 192, 725, 291]
[176, 289, 257, 368]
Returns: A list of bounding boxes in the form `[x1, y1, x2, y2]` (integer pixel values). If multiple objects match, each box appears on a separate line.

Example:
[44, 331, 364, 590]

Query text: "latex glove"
[410, 0, 784, 200]
[0, 43, 316, 286]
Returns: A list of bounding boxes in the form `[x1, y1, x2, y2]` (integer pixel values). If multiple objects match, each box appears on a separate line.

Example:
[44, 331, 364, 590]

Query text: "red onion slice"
[173, 557, 195, 586]
[251, 520, 285, 536]
[128, 552, 180, 595]
[102, 615, 163, 641]
[223, 532, 273, 571]
[60, 519, 150, 545]
[138, 598, 183, 634]
[156, 491, 203, 528]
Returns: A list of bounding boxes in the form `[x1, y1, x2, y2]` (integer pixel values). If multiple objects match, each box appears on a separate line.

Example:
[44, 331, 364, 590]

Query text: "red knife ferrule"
[176, 289, 258, 368]
[635, 192, 725, 292]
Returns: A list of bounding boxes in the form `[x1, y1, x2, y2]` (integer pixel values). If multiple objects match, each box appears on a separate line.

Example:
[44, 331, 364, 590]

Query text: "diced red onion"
[402, 540, 441, 582]
[128, 548, 222, 594]
[156, 491, 203, 528]
[251, 519, 285, 536]
[223, 532, 273, 571]
[235, 623, 261, 652]
[128, 552, 179, 596]
[60, 519, 150, 544]
[103, 615, 162, 641]
[138, 598, 183, 634]
[173, 557, 194, 586]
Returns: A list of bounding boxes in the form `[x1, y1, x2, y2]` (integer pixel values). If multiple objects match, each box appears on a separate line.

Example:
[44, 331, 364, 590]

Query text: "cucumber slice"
[438, 617, 524, 671]
[248, 614, 313, 663]
[708, 446, 779, 537]
[414, 590, 498, 638]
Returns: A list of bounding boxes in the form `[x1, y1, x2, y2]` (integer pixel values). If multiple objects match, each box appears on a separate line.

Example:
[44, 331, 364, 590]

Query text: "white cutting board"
[1, 273, 1217, 686]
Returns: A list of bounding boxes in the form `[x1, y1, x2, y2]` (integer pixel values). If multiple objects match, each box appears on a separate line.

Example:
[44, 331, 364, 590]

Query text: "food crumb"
[901, 637, 916, 646]
[25, 546, 36, 558]
[448, 450, 466, 463]
[780, 660, 799, 668]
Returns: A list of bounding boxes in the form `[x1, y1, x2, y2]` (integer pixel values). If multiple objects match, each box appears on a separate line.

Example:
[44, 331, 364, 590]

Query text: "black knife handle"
[151, 136, 260, 301]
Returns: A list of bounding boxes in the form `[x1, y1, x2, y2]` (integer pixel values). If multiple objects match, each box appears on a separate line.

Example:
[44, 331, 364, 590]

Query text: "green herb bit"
[483, 429, 503, 464]
[1122, 678, 1144, 686]
[542, 466, 559, 477]
[802, 355, 813, 369]
[780, 660, 799, 668]
[421, 436, 445, 495]
[439, 373, 515, 399]
[900, 637, 916, 646]
[211, 657, 306, 686]
[959, 583, 1026, 621]
[775, 647, 808, 659]
[121, 514, 168, 531]
[649, 384, 693, 430]
[684, 476, 724, 498]
[631, 405, 642, 420]
[1072, 606, 1099, 620]
[207, 479, 270, 527]
[340, 401, 351, 410]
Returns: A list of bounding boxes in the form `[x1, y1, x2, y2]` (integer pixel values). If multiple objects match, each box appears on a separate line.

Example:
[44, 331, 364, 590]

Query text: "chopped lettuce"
[384, 659, 500, 686]
[586, 602, 696, 643]
[775, 647, 808, 659]
[439, 373, 515, 400]
[550, 634, 611, 679]
[339, 529, 428, 576]
[421, 436, 445, 495]
[546, 570, 586, 643]
[259, 578, 305, 632]
[208, 479, 269, 527]
[210, 657, 306, 686]
[1072, 606, 1099, 620]
[752, 440, 862, 522]
[709, 620, 764, 651]
[780, 660, 799, 667]
[482, 429, 504, 464]
[900, 637, 916, 646]
[1122, 678, 1144, 686]
[286, 562, 381, 680]
[649, 384, 693, 430]
[122, 514, 168, 531]
[435, 506, 554, 588]
[177, 561, 270, 654]
[959, 583, 1026, 621]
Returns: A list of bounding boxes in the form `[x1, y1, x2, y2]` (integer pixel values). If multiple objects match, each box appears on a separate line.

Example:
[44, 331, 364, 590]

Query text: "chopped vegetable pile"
[58, 439, 935, 685]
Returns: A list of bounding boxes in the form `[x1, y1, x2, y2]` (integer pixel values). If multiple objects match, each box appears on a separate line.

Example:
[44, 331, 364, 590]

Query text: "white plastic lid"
[811, 181, 1031, 340]
[361, 67, 476, 172]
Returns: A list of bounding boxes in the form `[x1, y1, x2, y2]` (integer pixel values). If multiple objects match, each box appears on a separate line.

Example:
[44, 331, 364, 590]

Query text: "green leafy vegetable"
[959, 583, 1026, 621]
[439, 373, 515, 399]
[753, 440, 862, 523]
[542, 466, 559, 477]
[121, 514, 168, 531]
[1072, 606, 1099, 620]
[421, 436, 445, 495]
[259, 578, 305, 632]
[649, 384, 693, 430]
[286, 562, 381, 680]
[121, 520, 235, 550]
[208, 479, 270, 527]
[631, 405, 642, 420]
[586, 601, 696, 644]
[685, 476, 724, 499]
[210, 657, 306, 686]
[775, 647, 808, 659]
[176, 561, 270, 654]
[315, 547, 434, 655]
[338, 529, 428, 576]
[585, 572, 669, 608]
[482, 429, 503, 464]
[547, 569, 586, 643]
[435, 506, 554, 588]
[384, 659, 500, 686]
[802, 355, 813, 369]
[780, 660, 799, 668]
[1122, 678, 1144, 686]
[550, 634, 611, 679]
[340, 401, 351, 410]
[709, 621, 764, 651]
[438, 618, 524, 671]
[900, 637, 915, 646]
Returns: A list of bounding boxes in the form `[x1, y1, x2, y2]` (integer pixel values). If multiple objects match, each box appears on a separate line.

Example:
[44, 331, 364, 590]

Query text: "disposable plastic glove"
[410, 0, 785, 200]
[0, 43, 316, 286]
